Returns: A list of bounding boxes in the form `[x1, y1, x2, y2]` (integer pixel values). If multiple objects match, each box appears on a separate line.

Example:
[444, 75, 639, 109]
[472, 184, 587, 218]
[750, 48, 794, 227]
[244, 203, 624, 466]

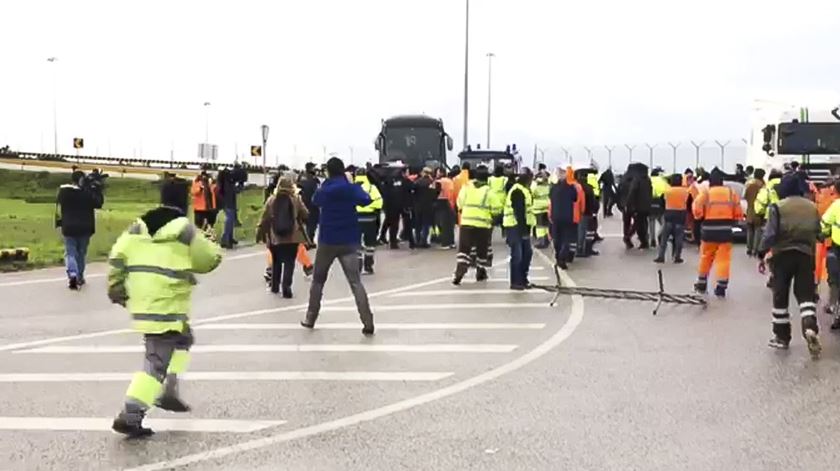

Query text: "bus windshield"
[383, 126, 442, 167]
[778, 122, 840, 155]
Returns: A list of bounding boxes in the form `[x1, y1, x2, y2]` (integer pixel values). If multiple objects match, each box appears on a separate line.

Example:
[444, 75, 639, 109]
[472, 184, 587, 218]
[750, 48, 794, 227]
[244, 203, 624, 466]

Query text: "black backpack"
[271, 195, 295, 237]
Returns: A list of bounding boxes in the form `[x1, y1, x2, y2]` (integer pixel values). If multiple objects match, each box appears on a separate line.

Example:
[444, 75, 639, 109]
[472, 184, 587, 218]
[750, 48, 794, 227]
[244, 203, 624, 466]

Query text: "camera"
[81, 168, 109, 193]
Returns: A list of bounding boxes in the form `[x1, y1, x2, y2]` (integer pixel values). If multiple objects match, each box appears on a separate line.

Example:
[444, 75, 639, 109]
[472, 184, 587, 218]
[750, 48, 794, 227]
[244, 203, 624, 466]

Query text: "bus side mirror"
[445, 135, 454, 151]
[762, 143, 772, 154]
[374, 134, 384, 151]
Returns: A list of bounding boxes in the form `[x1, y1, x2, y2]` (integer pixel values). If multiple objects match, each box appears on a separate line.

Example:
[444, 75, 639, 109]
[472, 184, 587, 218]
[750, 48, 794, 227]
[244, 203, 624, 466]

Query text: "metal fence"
[533, 139, 749, 174]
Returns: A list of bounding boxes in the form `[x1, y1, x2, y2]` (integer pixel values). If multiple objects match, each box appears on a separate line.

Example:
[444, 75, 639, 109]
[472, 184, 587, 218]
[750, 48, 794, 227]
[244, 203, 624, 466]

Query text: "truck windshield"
[384, 126, 442, 166]
[778, 122, 840, 155]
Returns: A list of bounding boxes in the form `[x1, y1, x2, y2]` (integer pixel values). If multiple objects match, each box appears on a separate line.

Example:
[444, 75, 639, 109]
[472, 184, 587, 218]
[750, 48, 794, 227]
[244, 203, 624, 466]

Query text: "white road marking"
[0, 417, 285, 433]
[124, 249, 585, 471]
[0, 273, 105, 288]
[196, 322, 545, 330]
[15, 344, 519, 354]
[0, 371, 453, 382]
[487, 276, 550, 282]
[389, 290, 547, 297]
[319, 303, 548, 312]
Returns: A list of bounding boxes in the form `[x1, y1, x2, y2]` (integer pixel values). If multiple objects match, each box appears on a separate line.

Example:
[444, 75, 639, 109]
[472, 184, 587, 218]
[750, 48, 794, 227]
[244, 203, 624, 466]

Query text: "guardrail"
[0, 150, 269, 174]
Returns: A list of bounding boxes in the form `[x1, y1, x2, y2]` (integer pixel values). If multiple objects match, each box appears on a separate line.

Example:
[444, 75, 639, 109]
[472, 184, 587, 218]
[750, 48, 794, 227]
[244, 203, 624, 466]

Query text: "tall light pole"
[261, 124, 269, 186]
[203, 102, 211, 143]
[46, 57, 58, 155]
[462, 0, 470, 151]
[485, 52, 495, 149]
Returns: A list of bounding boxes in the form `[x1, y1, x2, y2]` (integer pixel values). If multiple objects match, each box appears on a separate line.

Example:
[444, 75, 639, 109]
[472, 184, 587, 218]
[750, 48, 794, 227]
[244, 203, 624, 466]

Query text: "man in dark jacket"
[504, 169, 535, 290]
[598, 168, 617, 217]
[298, 163, 320, 242]
[619, 162, 653, 249]
[303, 157, 375, 336]
[217, 168, 238, 249]
[381, 167, 415, 249]
[412, 167, 439, 248]
[57, 170, 104, 289]
[550, 175, 578, 269]
[576, 169, 599, 257]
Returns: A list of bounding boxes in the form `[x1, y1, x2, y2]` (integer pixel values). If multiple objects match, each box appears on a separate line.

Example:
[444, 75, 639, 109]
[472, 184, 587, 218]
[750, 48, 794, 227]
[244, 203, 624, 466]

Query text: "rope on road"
[533, 266, 707, 315]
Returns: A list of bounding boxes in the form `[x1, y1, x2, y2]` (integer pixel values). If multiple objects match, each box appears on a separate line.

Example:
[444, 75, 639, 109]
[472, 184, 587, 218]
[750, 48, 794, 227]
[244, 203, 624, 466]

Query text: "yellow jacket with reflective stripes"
[354, 175, 383, 214]
[503, 183, 537, 228]
[587, 173, 601, 197]
[457, 182, 502, 229]
[821, 199, 840, 245]
[108, 214, 222, 334]
[754, 178, 780, 218]
[488, 176, 508, 202]
[651, 175, 670, 198]
[531, 181, 550, 214]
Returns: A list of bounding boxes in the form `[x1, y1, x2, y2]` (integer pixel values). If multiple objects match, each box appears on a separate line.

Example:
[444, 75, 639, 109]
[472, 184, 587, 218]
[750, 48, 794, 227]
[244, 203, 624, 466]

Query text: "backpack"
[271, 195, 295, 237]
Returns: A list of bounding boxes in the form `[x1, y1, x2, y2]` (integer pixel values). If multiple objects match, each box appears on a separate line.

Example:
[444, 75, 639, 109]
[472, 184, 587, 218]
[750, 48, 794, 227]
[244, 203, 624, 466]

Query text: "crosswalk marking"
[0, 371, 454, 382]
[195, 322, 545, 330]
[388, 290, 547, 297]
[319, 303, 548, 312]
[15, 344, 519, 354]
[0, 417, 286, 433]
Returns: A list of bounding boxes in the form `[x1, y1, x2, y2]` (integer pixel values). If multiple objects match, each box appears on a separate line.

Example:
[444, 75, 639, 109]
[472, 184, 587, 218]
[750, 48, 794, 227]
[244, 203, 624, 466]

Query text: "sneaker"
[362, 326, 375, 336]
[112, 416, 154, 438]
[476, 270, 488, 282]
[300, 320, 315, 329]
[282, 290, 293, 299]
[78, 278, 86, 288]
[510, 284, 526, 291]
[624, 239, 634, 249]
[557, 261, 569, 270]
[653, 257, 665, 264]
[68, 276, 79, 291]
[303, 265, 314, 277]
[673, 258, 684, 264]
[768, 337, 790, 350]
[452, 275, 463, 286]
[804, 329, 822, 359]
[714, 286, 727, 299]
[156, 395, 191, 413]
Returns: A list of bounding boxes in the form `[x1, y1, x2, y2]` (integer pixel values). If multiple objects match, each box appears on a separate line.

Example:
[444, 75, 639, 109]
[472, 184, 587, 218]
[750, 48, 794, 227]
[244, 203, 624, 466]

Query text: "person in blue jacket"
[301, 157, 375, 335]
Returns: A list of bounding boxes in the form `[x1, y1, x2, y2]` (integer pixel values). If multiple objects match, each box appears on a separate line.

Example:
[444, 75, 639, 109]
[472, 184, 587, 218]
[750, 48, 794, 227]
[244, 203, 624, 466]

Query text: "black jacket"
[550, 181, 578, 224]
[57, 184, 103, 237]
[298, 175, 320, 211]
[619, 163, 652, 214]
[510, 187, 528, 232]
[598, 169, 617, 195]
[413, 175, 439, 217]
[217, 170, 237, 210]
[383, 175, 414, 211]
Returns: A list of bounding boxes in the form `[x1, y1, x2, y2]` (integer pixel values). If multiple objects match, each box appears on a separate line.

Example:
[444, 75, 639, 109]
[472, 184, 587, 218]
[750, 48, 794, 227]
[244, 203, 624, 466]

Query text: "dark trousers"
[622, 211, 649, 246]
[401, 209, 415, 247]
[746, 221, 763, 254]
[382, 210, 400, 244]
[551, 222, 576, 264]
[602, 191, 616, 216]
[359, 219, 378, 272]
[506, 227, 533, 287]
[771, 250, 817, 342]
[305, 244, 373, 329]
[657, 221, 685, 261]
[434, 200, 455, 247]
[456, 226, 491, 279]
[414, 209, 433, 247]
[305, 211, 319, 242]
[194, 211, 210, 229]
[268, 244, 297, 294]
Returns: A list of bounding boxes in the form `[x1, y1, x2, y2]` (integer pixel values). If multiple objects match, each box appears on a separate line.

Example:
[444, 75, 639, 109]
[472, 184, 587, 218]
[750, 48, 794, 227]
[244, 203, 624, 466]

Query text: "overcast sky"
[1, 0, 838, 168]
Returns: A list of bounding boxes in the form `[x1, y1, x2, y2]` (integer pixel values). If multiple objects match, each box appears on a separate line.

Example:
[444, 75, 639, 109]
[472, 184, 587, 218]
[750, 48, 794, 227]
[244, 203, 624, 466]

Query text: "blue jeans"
[222, 207, 236, 245]
[64, 236, 90, 280]
[506, 227, 533, 287]
[415, 224, 431, 247]
[657, 221, 685, 261]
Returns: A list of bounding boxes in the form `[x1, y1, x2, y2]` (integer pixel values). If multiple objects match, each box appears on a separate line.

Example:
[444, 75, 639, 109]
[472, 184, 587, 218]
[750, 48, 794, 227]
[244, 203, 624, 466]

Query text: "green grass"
[0, 169, 265, 271]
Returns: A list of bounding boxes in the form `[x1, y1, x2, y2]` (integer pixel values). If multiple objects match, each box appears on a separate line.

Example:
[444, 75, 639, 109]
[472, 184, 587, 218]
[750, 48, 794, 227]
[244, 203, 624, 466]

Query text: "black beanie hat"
[160, 178, 189, 213]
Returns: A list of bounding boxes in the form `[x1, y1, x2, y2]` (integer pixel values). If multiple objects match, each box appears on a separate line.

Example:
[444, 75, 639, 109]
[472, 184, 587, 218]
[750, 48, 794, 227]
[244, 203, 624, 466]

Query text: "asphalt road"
[2, 216, 840, 471]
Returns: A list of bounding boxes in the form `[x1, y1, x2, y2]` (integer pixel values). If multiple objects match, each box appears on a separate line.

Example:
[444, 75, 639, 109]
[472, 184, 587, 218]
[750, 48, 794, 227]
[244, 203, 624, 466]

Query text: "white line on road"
[0, 417, 286, 433]
[492, 266, 546, 271]
[487, 276, 549, 282]
[389, 290, 548, 297]
[0, 371, 454, 382]
[319, 303, 548, 312]
[124, 249, 585, 471]
[195, 322, 545, 330]
[0, 273, 105, 288]
[15, 344, 519, 354]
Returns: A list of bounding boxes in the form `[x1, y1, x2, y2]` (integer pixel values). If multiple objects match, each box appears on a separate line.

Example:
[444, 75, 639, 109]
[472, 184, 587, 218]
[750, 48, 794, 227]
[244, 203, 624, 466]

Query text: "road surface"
[1, 217, 839, 470]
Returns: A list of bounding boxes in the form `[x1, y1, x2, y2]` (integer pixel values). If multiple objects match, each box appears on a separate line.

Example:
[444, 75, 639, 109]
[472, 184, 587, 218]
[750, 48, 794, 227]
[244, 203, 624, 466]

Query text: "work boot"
[624, 238, 634, 249]
[767, 336, 790, 350]
[714, 285, 727, 299]
[510, 284, 526, 291]
[68, 276, 79, 291]
[653, 257, 665, 264]
[362, 325, 375, 336]
[156, 395, 191, 413]
[673, 258, 685, 264]
[831, 316, 840, 330]
[112, 409, 153, 438]
[804, 329, 822, 359]
[476, 268, 488, 282]
[694, 281, 708, 295]
[303, 265, 314, 278]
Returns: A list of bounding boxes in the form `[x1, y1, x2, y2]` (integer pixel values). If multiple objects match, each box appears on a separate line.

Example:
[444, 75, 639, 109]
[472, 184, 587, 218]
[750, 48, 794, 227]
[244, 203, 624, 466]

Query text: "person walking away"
[599, 168, 617, 217]
[453, 166, 502, 285]
[629, 163, 653, 249]
[57, 170, 104, 290]
[549, 170, 579, 269]
[617, 165, 637, 248]
[531, 172, 551, 249]
[302, 157, 375, 335]
[744, 169, 766, 256]
[586, 168, 604, 242]
[759, 175, 822, 357]
[821, 180, 840, 326]
[108, 178, 222, 437]
[503, 169, 536, 290]
[754, 169, 782, 285]
[257, 175, 309, 298]
[413, 167, 439, 248]
[815, 181, 838, 298]
[434, 168, 456, 249]
[217, 168, 238, 249]
[692, 169, 743, 298]
[380, 168, 407, 248]
[649, 167, 669, 248]
[575, 168, 599, 257]
[564, 167, 585, 260]
[654, 174, 689, 264]
[354, 167, 383, 273]
[298, 163, 321, 243]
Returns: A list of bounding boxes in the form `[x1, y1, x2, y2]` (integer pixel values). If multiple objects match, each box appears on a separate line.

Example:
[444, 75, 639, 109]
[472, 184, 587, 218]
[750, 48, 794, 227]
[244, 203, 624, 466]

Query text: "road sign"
[251, 145, 262, 157]
[198, 143, 218, 161]
[72, 138, 84, 149]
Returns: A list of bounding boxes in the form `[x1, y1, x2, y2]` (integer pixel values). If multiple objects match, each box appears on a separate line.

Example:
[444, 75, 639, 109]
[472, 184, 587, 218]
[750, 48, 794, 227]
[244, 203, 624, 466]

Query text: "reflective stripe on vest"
[125, 265, 197, 285]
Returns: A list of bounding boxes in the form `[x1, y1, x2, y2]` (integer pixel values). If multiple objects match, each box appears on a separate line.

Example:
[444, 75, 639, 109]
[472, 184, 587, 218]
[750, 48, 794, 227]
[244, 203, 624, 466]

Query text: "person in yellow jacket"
[504, 169, 537, 290]
[531, 172, 551, 248]
[453, 165, 503, 285]
[108, 178, 222, 437]
[649, 167, 670, 248]
[355, 168, 383, 274]
[753, 170, 782, 219]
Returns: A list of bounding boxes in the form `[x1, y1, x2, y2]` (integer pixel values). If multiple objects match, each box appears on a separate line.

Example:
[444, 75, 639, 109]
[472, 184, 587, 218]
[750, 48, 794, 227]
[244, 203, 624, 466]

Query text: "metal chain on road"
[533, 266, 707, 315]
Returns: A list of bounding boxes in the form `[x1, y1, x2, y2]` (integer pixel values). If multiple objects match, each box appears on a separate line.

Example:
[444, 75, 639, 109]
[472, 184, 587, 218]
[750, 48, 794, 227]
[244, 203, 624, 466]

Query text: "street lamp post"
[462, 0, 470, 151]
[203, 102, 211, 144]
[46, 57, 58, 156]
[485, 52, 495, 149]
[261, 124, 269, 186]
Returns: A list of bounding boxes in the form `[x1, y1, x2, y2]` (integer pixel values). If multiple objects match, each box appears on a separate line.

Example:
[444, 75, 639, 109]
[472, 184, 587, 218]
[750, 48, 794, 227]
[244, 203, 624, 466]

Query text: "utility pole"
[690, 140, 704, 170]
[714, 140, 730, 169]
[462, 0, 470, 151]
[668, 142, 681, 173]
[645, 143, 657, 168]
[485, 52, 495, 149]
[261, 125, 269, 186]
[625, 144, 636, 164]
[604, 145, 614, 168]
[46, 57, 58, 156]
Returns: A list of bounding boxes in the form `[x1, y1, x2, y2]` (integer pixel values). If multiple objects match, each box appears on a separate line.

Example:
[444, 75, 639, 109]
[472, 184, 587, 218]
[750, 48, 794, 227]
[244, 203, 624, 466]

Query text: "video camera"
[81, 168, 109, 193]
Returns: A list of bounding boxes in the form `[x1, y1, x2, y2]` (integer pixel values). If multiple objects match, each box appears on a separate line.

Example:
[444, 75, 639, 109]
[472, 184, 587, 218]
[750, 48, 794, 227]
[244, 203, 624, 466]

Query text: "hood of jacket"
[138, 206, 189, 240]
